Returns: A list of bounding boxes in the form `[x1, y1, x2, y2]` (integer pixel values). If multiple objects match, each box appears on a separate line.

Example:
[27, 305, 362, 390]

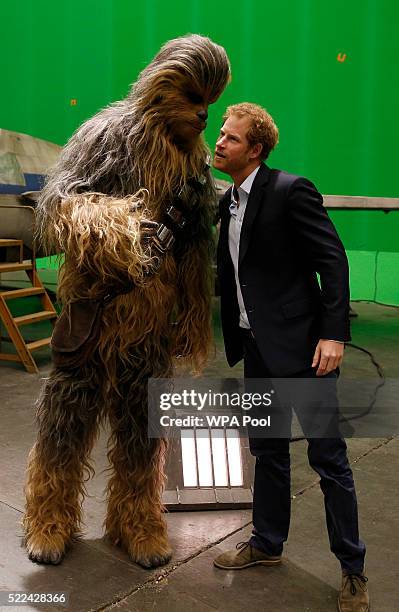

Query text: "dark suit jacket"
[217, 163, 351, 376]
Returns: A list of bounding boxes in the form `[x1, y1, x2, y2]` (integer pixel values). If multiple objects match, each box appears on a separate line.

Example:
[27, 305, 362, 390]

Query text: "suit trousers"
[241, 329, 366, 574]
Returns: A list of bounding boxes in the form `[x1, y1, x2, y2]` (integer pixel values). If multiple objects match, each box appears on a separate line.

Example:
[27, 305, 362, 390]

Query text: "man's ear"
[249, 143, 263, 160]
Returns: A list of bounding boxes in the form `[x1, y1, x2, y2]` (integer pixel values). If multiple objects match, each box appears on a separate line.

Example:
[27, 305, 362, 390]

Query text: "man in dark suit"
[212, 103, 369, 612]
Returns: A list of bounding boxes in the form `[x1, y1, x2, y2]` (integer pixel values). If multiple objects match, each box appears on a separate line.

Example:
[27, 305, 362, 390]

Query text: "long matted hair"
[23, 35, 230, 567]
[36, 34, 230, 376]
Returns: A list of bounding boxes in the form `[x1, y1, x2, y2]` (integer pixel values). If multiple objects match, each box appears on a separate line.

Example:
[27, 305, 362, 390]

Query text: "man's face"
[213, 115, 257, 175]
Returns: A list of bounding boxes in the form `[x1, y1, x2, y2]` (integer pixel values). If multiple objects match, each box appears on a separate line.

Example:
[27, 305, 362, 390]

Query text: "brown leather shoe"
[213, 541, 282, 570]
[338, 573, 370, 612]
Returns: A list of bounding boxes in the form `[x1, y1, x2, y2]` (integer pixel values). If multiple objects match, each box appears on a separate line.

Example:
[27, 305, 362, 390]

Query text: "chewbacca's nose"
[197, 110, 208, 121]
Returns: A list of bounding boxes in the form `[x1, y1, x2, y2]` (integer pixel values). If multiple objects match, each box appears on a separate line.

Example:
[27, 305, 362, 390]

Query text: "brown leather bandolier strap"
[152, 156, 211, 257]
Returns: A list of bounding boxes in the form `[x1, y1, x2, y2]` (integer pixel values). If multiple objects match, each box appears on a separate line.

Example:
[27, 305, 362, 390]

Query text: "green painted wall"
[2, 0, 398, 302]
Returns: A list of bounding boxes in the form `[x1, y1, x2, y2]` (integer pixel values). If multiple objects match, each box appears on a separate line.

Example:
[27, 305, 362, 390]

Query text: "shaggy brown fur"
[23, 34, 230, 568]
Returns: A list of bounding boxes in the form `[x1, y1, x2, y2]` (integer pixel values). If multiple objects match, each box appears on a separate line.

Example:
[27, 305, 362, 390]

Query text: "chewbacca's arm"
[173, 243, 213, 374]
[51, 192, 159, 286]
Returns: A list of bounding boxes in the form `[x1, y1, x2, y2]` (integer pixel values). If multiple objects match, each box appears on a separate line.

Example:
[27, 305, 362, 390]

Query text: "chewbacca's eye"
[187, 92, 203, 104]
[152, 95, 163, 105]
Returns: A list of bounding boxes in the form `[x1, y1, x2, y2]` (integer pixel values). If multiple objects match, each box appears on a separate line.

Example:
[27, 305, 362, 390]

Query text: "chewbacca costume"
[23, 34, 230, 568]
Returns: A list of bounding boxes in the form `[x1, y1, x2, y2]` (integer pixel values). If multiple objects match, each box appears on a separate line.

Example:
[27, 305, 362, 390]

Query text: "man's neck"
[231, 163, 261, 188]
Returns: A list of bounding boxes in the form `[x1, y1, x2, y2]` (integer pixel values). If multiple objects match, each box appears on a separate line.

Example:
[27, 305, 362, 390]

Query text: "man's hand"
[312, 339, 344, 376]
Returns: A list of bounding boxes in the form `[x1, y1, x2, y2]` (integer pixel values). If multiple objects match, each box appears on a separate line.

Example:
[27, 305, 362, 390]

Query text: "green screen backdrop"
[2, 0, 398, 304]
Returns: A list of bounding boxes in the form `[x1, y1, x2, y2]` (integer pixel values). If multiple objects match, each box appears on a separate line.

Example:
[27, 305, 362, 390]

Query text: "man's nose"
[197, 109, 208, 121]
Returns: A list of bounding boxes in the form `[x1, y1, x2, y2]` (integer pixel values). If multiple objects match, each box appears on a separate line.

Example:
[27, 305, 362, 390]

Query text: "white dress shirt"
[228, 165, 261, 329]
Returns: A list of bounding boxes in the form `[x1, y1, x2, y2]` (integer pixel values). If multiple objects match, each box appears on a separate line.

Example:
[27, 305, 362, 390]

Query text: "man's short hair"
[223, 102, 279, 160]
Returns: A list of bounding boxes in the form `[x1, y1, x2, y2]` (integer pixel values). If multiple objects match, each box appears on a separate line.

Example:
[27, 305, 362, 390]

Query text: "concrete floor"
[0, 301, 398, 611]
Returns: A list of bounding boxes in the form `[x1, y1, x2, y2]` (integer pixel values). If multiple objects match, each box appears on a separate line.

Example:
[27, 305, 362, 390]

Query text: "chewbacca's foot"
[25, 531, 70, 565]
[127, 537, 172, 569]
[26, 542, 65, 565]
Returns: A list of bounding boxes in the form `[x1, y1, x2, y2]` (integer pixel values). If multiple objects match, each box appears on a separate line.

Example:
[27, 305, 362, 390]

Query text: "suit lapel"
[239, 164, 272, 265]
[219, 187, 232, 262]
[219, 187, 232, 219]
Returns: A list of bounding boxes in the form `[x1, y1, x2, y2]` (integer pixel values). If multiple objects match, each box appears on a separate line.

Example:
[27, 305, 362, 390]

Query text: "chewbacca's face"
[170, 93, 208, 151]
[149, 77, 211, 151]
[137, 35, 230, 151]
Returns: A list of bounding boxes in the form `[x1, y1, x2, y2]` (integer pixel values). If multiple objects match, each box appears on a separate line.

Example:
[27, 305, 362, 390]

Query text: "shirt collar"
[230, 164, 261, 202]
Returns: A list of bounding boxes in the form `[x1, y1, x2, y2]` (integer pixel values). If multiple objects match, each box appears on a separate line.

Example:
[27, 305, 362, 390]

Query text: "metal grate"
[163, 427, 254, 511]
